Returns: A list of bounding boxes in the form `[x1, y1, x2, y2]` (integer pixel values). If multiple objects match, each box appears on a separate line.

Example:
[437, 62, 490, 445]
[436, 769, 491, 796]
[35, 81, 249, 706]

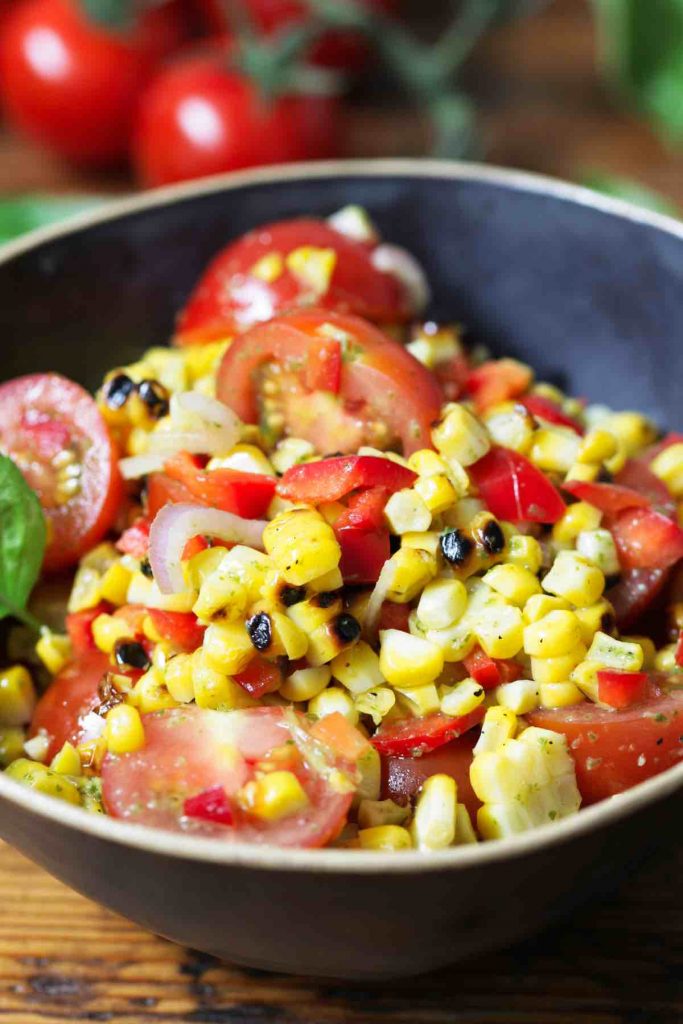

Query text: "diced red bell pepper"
[65, 602, 111, 656]
[234, 656, 282, 699]
[676, 632, 683, 668]
[464, 359, 532, 413]
[519, 395, 584, 435]
[611, 507, 683, 571]
[377, 601, 411, 632]
[463, 645, 521, 690]
[309, 711, 370, 763]
[183, 785, 234, 825]
[563, 479, 650, 515]
[146, 609, 206, 653]
[304, 337, 341, 393]
[334, 487, 388, 531]
[435, 351, 471, 402]
[116, 518, 151, 559]
[371, 706, 486, 757]
[336, 527, 390, 585]
[182, 535, 210, 561]
[277, 455, 416, 504]
[597, 669, 649, 709]
[146, 472, 197, 519]
[468, 446, 566, 524]
[164, 451, 276, 519]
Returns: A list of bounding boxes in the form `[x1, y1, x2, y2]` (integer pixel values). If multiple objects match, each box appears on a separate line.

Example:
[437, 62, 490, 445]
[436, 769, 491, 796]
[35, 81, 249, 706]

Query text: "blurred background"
[0, 0, 682, 238]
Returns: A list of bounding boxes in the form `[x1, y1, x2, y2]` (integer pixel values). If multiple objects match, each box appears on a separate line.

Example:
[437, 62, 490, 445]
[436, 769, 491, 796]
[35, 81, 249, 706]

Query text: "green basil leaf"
[77, 0, 136, 31]
[581, 172, 679, 217]
[0, 195, 104, 246]
[0, 456, 47, 625]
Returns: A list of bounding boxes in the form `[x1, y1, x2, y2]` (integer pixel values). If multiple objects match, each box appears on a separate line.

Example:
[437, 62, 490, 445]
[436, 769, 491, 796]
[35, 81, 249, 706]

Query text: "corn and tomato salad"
[1, 206, 683, 852]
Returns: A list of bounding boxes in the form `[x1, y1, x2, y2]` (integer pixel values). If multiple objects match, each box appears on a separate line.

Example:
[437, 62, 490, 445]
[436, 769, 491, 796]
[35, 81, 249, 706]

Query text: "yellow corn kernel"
[455, 803, 478, 844]
[263, 509, 341, 586]
[416, 578, 467, 630]
[384, 488, 432, 534]
[440, 677, 486, 717]
[401, 530, 441, 557]
[50, 741, 82, 776]
[127, 573, 196, 613]
[286, 246, 336, 296]
[5, 759, 81, 805]
[654, 644, 678, 673]
[308, 686, 359, 724]
[605, 438, 628, 475]
[0, 727, 26, 768]
[186, 546, 229, 591]
[191, 651, 256, 711]
[601, 411, 657, 457]
[573, 599, 614, 645]
[506, 534, 543, 574]
[485, 406, 535, 454]
[411, 774, 457, 851]
[279, 666, 330, 703]
[354, 687, 396, 726]
[651, 443, 683, 497]
[569, 659, 600, 700]
[414, 474, 458, 514]
[23, 733, 50, 763]
[0, 666, 36, 727]
[576, 529, 620, 576]
[577, 428, 618, 465]
[193, 546, 269, 621]
[353, 745, 382, 805]
[483, 563, 542, 607]
[286, 595, 342, 633]
[104, 704, 146, 755]
[270, 436, 316, 474]
[384, 548, 436, 603]
[331, 641, 384, 695]
[523, 610, 582, 658]
[495, 679, 540, 715]
[473, 705, 517, 755]
[266, 611, 308, 660]
[531, 642, 587, 684]
[35, 631, 73, 674]
[239, 770, 309, 821]
[530, 426, 580, 474]
[182, 339, 229, 380]
[209, 445, 275, 477]
[164, 653, 196, 703]
[307, 566, 344, 593]
[395, 682, 441, 717]
[408, 448, 450, 477]
[551, 502, 602, 546]
[203, 621, 254, 675]
[432, 405, 490, 466]
[474, 604, 524, 659]
[622, 634, 656, 669]
[379, 629, 444, 688]
[358, 824, 413, 851]
[539, 681, 585, 709]
[358, 798, 410, 830]
[91, 614, 131, 655]
[542, 551, 605, 606]
[99, 562, 132, 606]
[130, 667, 178, 714]
[523, 594, 571, 624]
[586, 631, 644, 672]
[406, 325, 461, 369]
[565, 462, 601, 483]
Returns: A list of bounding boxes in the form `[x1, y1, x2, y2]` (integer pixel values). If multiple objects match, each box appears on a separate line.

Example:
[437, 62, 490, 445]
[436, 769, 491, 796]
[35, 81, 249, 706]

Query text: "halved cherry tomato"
[615, 459, 675, 512]
[183, 785, 233, 826]
[216, 309, 443, 456]
[310, 711, 371, 763]
[464, 359, 532, 413]
[611, 507, 683, 570]
[607, 568, 669, 631]
[146, 609, 206, 653]
[29, 651, 109, 761]
[377, 601, 411, 632]
[528, 679, 683, 804]
[234, 656, 282, 699]
[463, 646, 522, 690]
[278, 455, 415, 504]
[380, 732, 481, 820]
[116, 517, 151, 559]
[468, 447, 566, 524]
[146, 472, 196, 519]
[0, 374, 122, 571]
[164, 451, 276, 518]
[336, 527, 390, 585]
[65, 602, 111, 657]
[519, 394, 584, 435]
[102, 705, 353, 847]
[434, 350, 471, 403]
[596, 669, 649, 709]
[175, 219, 412, 345]
[563, 479, 650, 515]
[371, 707, 486, 757]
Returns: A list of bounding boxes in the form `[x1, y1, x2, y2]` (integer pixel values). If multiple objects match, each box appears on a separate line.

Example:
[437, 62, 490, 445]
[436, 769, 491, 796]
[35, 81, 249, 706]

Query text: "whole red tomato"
[132, 50, 339, 188]
[0, 0, 187, 164]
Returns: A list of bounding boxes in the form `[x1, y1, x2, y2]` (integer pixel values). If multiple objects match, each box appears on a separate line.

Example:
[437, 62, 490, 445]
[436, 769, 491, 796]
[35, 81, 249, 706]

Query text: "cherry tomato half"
[0, 374, 122, 572]
[607, 567, 670, 631]
[381, 732, 481, 821]
[29, 650, 110, 761]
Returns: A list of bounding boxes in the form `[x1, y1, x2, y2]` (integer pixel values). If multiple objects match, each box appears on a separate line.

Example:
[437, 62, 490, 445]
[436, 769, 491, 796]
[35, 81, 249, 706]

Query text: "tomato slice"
[116, 517, 151, 559]
[65, 602, 111, 657]
[610, 507, 683, 570]
[29, 651, 110, 761]
[101, 705, 353, 847]
[164, 451, 276, 519]
[371, 707, 486, 757]
[0, 374, 122, 571]
[464, 359, 532, 413]
[146, 609, 206, 652]
[528, 679, 683, 804]
[184, 785, 234, 825]
[215, 308, 443, 456]
[174, 218, 412, 345]
[463, 646, 521, 690]
[468, 446, 566, 524]
[233, 656, 282, 699]
[615, 458, 675, 512]
[277, 455, 415, 504]
[519, 395, 584, 435]
[380, 732, 481, 820]
[676, 632, 683, 668]
[337, 526, 390, 585]
[607, 568, 669, 630]
[377, 601, 411, 632]
[563, 479, 650, 515]
[596, 670, 649, 709]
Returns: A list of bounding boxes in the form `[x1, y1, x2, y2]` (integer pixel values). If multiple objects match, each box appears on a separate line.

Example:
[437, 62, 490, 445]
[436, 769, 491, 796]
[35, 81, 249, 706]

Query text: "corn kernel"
[50, 741, 82, 776]
[193, 546, 269, 621]
[264, 509, 341, 586]
[203, 621, 254, 675]
[186, 547, 230, 591]
[358, 825, 413, 851]
[473, 604, 523, 659]
[271, 436, 316, 474]
[552, 502, 602, 547]
[286, 246, 336, 296]
[484, 563, 542, 607]
[414, 474, 458, 514]
[542, 551, 605, 606]
[239, 770, 309, 821]
[0, 726, 26, 768]
[455, 803, 478, 844]
[432, 405, 490, 466]
[485, 406, 534, 454]
[131, 667, 178, 713]
[191, 651, 256, 711]
[383, 488, 431, 534]
[601, 411, 657, 457]
[331, 642, 384, 695]
[506, 534, 543, 574]
[569, 659, 600, 700]
[573, 599, 614, 645]
[576, 529, 620, 576]
[623, 634, 656, 669]
[379, 629, 444, 688]
[35, 631, 73, 674]
[280, 666, 331, 702]
[5, 759, 81, 805]
[586, 631, 644, 672]
[286, 595, 341, 633]
[99, 562, 132, 606]
[495, 679, 540, 715]
[395, 682, 441, 717]
[523, 610, 582, 658]
[308, 686, 358, 724]
[565, 461, 601, 483]
[401, 531, 441, 557]
[307, 566, 345, 593]
[408, 448, 450, 477]
[539, 681, 585, 708]
[411, 774, 457, 851]
[523, 594, 571, 624]
[654, 644, 678, 673]
[473, 705, 517, 755]
[577, 428, 618, 464]
[358, 798, 410, 830]
[164, 653, 196, 703]
[416, 578, 467, 630]
[439, 677, 486, 717]
[530, 427, 580, 474]
[384, 548, 436, 603]
[651, 443, 683, 497]
[531, 642, 587, 684]
[354, 687, 396, 725]
[104, 704, 146, 755]
[0, 666, 36, 726]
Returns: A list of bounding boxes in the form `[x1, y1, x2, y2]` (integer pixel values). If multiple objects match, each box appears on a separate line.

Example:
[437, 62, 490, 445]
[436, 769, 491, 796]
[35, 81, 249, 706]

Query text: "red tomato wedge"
[0, 374, 122, 571]
[615, 459, 675, 511]
[174, 218, 412, 345]
[596, 670, 649, 709]
[528, 680, 683, 804]
[29, 651, 110, 761]
[278, 455, 415, 504]
[607, 568, 669, 631]
[611, 507, 683, 570]
[380, 732, 481, 820]
[371, 707, 486, 757]
[101, 706, 353, 847]
[464, 359, 532, 413]
[519, 394, 584, 435]
[146, 609, 206, 653]
[164, 451, 276, 518]
[233, 656, 282, 699]
[562, 479, 650, 515]
[463, 646, 522, 690]
[216, 309, 443, 456]
[468, 447, 566, 524]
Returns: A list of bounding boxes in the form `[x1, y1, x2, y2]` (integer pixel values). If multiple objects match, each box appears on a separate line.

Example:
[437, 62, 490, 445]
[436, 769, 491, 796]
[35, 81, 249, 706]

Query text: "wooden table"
[2, 0, 683, 1020]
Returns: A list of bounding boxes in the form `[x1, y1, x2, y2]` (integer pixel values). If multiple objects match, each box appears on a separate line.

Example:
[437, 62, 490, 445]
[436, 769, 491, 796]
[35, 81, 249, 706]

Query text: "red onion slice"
[149, 503, 268, 594]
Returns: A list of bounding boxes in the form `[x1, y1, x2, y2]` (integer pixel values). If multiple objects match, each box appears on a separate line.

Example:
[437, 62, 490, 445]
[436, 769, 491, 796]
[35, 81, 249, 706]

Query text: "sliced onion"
[119, 451, 169, 480]
[146, 428, 233, 456]
[149, 503, 268, 594]
[171, 391, 240, 437]
[363, 558, 398, 639]
[371, 243, 431, 313]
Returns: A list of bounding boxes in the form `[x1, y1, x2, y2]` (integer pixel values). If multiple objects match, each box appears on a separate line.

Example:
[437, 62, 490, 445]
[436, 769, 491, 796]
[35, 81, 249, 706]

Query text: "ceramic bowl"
[1, 161, 681, 979]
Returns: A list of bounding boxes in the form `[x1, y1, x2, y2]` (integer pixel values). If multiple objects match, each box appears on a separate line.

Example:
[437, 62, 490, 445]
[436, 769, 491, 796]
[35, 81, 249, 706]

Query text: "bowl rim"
[1, 156, 682, 874]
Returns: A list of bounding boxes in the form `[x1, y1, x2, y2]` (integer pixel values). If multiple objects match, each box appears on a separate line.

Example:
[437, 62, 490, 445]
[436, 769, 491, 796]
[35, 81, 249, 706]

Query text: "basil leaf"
[0, 195, 105, 246]
[0, 456, 47, 627]
[77, 0, 136, 31]
[581, 173, 679, 217]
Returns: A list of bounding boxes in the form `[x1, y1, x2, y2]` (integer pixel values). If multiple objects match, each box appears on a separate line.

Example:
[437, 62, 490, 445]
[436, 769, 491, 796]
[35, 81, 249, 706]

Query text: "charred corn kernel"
[474, 604, 523, 659]
[358, 798, 410, 830]
[411, 774, 457, 851]
[142, 346, 188, 393]
[0, 727, 25, 768]
[104, 704, 145, 755]
[191, 651, 256, 711]
[495, 679, 539, 715]
[565, 461, 601, 483]
[455, 803, 478, 844]
[539, 681, 585, 708]
[5, 759, 81, 805]
[576, 529, 620, 576]
[128, 573, 196, 613]
[417, 578, 467, 630]
[36, 631, 72, 674]
[332, 641, 384, 695]
[651, 443, 683, 497]
[401, 530, 441, 556]
[440, 677, 486, 717]
[414, 474, 458, 514]
[506, 535, 543, 574]
[355, 686, 396, 725]
[654, 644, 678, 673]
[99, 562, 132, 606]
[308, 686, 358, 725]
[286, 595, 342, 633]
[251, 251, 285, 282]
[267, 611, 309, 660]
[573, 599, 614, 644]
[208, 445, 275, 477]
[280, 666, 331, 702]
[623, 634, 656, 669]
[271, 437, 316, 474]
[577, 428, 618, 464]
[203, 621, 254, 675]
[483, 564, 542, 607]
[408, 449, 450, 477]
[193, 546, 269, 621]
[531, 642, 587, 684]
[395, 682, 441, 717]
[385, 548, 436, 603]
[286, 246, 336, 295]
[586, 631, 644, 671]
[473, 705, 517, 755]
[307, 566, 344, 593]
[186, 546, 227, 591]
[131, 667, 178, 713]
[601, 411, 657, 457]
[0, 666, 36, 726]
[354, 745, 381, 804]
[485, 406, 535, 454]
[379, 629, 444, 688]
[240, 770, 309, 821]
[164, 654, 195, 703]
[523, 610, 582, 658]
[91, 614, 130, 655]
[530, 427, 580, 473]
[383, 489, 432, 534]
[543, 551, 605, 606]
[358, 824, 413, 851]
[432, 405, 490, 466]
[264, 509, 341, 587]
[50, 741, 81, 776]
[523, 594, 571, 624]
[551, 502, 602, 547]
